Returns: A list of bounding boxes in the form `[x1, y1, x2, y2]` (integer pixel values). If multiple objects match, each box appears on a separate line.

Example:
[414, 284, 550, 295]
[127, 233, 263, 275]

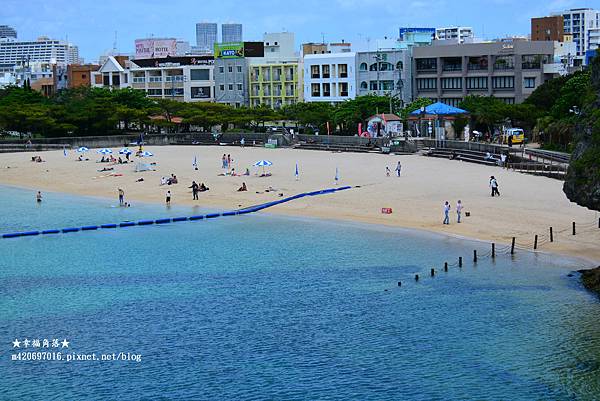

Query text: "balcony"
[494, 64, 514, 71]
[521, 62, 541, 70]
[467, 63, 487, 71]
[442, 65, 462, 72]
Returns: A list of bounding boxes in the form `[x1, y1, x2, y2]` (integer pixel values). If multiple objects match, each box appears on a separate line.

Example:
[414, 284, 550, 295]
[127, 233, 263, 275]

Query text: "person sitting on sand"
[238, 182, 247, 192]
[99, 167, 114, 172]
[244, 168, 250, 176]
[136, 178, 144, 182]
[230, 168, 236, 176]
[160, 176, 167, 186]
[78, 155, 83, 161]
[199, 183, 209, 192]
[118, 157, 123, 164]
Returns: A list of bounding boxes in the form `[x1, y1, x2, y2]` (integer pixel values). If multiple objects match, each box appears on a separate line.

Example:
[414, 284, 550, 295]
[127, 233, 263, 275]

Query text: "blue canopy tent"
[408, 102, 469, 139]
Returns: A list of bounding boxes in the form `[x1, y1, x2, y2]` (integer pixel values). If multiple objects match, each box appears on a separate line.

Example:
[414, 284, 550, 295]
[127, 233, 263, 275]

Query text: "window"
[236, 102, 241, 108]
[494, 55, 515, 70]
[237, 66, 242, 73]
[522, 55, 542, 69]
[359, 62, 368, 71]
[468, 56, 488, 70]
[441, 77, 462, 90]
[190, 69, 209, 80]
[492, 76, 515, 89]
[237, 83, 243, 91]
[228, 66, 233, 73]
[416, 58, 437, 72]
[524, 77, 536, 88]
[339, 82, 348, 96]
[165, 88, 184, 96]
[500, 98, 515, 104]
[370, 81, 379, 90]
[112, 74, 120, 86]
[338, 64, 348, 78]
[442, 57, 462, 71]
[103, 74, 110, 86]
[360, 81, 368, 89]
[466, 77, 488, 90]
[396, 61, 403, 70]
[322, 65, 330, 78]
[147, 89, 162, 96]
[219, 84, 225, 91]
[416, 78, 437, 90]
[311, 65, 320, 79]
[228, 84, 233, 91]
[311, 83, 320, 97]
[149, 76, 162, 83]
[219, 66, 224, 73]
[191, 87, 211, 99]
[82, 74, 87, 79]
[323, 83, 331, 97]
[379, 62, 393, 71]
[442, 98, 462, 107]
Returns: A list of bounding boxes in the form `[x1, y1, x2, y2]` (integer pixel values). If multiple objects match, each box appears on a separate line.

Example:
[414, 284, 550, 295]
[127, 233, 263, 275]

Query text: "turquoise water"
[0, 185, 599, 400]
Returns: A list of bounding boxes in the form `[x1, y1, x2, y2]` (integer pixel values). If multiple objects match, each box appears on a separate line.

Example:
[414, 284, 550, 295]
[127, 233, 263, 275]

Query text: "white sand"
[1, 145, 598, 263]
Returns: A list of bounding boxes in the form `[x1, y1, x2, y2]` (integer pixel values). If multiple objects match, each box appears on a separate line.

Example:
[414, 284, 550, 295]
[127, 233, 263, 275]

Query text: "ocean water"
[0, 185, 599, 401]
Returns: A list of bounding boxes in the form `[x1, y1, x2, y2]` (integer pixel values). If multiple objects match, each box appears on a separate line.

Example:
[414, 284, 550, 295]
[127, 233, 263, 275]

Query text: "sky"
[2, 0, 598, 62]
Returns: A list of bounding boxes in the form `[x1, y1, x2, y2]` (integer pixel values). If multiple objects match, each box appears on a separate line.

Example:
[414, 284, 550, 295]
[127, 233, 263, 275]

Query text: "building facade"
[356, 50, 412, 106]
[435, 27, 474, 43]
[67, 64, 99, 88]
[0, 25, 17, 39]
[0, 37, 79, 67]
[214, 57, 249, 107]
[222, 23, 242, 43]
[303, 53, 356, 103]
[195, 22, 218, 54]
[412, 41, 555, 106]
[553, 8, 600, 64]
[249, 63, 298, 108]
[531, 16, 565, 42]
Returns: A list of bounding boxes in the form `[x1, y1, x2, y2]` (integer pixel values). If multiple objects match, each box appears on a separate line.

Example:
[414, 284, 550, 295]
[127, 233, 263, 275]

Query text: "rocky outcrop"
[563, 53, 600, 211]
[579, 267, 600, 298]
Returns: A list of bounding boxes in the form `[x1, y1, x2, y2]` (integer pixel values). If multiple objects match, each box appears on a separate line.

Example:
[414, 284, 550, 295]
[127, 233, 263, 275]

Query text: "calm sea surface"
[0, 185, 599, 400]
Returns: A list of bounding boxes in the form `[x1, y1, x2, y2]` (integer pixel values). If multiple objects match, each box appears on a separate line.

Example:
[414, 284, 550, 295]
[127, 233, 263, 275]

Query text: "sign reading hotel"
[135, 38, 177, 59]
[214, 42, 244, 59]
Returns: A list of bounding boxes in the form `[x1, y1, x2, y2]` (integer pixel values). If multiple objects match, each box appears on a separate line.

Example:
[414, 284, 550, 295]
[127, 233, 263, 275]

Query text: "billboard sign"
[135, 38, 177, 59]
[214, 42, 244, 58]
[243, 41, 264, 58]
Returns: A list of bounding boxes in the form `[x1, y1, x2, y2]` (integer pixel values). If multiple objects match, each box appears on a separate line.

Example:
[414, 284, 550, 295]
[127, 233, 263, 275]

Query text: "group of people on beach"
[188, 181, 210, 200]
[386, 161, 402, 177]
[160, 175, 178, 186]
[443, 200, 464, 225]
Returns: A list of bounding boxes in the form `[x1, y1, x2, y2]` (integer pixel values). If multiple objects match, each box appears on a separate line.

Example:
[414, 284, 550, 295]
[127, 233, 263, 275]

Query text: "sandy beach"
[0, 145, 598, 263]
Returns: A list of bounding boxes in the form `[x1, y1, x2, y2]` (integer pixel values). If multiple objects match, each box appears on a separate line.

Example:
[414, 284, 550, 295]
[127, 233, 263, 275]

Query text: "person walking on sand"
[166, 190, 171, 205]
[118, 188, 125, 206]
[189, 181, 199, 200]
[386, 166, 391, 177]
[490, 176, 500, 197]
[456, 200, 463, 223]
[443, 201, 450, 225]
[222, 154, 227, 170]
[395, 161, 402, 177]
[36, 191, 42, 203]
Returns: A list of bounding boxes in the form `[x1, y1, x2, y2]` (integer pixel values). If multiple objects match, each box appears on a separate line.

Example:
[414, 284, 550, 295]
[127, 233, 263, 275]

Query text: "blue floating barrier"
[62, 228, 80, 233]
[222, 211, 236, 216]
[205, 213, 220, 219]
[119, 222, 135, 227]
[189, 215, 204, 221]
[155, 218, 171, 224]
[237, 209, 252, 215]
[100, 224, 117, 229]
[41, 229, 60, 235]
[137, 220, 154, 226]
[172, 217, 188, 222]
[338, 185, 352, 190]
[81, 226, 98, 231]
[21, 231, 40, 236]
[321, 189, 336, 194]
[3, 233, 22, 238]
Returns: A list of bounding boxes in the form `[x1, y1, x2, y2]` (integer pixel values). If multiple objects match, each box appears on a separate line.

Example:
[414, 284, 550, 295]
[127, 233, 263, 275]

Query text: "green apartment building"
[249, 62, 299, 108]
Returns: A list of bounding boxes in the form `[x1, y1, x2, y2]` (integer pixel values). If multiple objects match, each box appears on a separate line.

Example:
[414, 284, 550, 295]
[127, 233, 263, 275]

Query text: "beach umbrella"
[335, 167, 339, 184]
[97, 148, 112, 155]
[77, 147, 89, 153]
[119, 147, 132, 155]
[140, 151, 154, 157]
[193, 155, 198, 170]
[254, 160, 272, 175]
[295, 162, 299, 180]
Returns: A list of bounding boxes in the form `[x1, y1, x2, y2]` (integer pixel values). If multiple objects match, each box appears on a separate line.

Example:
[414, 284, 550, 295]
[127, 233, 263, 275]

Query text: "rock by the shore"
[578, 266, 600, 298]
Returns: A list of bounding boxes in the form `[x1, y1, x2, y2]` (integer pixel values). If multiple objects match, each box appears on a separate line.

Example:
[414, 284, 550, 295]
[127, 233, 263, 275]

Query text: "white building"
[92, 56, 215, 103]
[0, 36, 80, 67]
[435, 27, 474, 43]
[553, 8, 600, 64]
[262, 32, 296, 61]
[303, 53, 356, 103]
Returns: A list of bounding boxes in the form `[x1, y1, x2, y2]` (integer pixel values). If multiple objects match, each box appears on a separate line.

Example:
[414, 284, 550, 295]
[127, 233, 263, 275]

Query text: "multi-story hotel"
[0, 36, 79, 67]
[412, 40, 555, 106]
[552, 8, 600, 65]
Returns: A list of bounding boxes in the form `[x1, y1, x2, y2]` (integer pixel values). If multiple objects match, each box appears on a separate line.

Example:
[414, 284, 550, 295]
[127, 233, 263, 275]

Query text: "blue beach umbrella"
[254, 160, 273, 175]
[77, 147, 89, 153]
[97, 148, 112, 155]
[119, 147, 132, 155]
[140, 151, 154, 157]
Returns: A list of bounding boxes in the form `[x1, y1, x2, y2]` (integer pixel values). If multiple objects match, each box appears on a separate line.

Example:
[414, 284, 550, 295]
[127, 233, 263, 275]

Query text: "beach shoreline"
[1, 145, 599, 264]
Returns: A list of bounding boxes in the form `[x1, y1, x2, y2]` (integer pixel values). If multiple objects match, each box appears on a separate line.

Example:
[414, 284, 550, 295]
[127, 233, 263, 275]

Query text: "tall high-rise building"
[222, 23, 242, 43]
[552, 8, 600, 65]
[195, 22, 218, 54]
[0, 25, 17, 39]
[0, 36, 78, 67]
